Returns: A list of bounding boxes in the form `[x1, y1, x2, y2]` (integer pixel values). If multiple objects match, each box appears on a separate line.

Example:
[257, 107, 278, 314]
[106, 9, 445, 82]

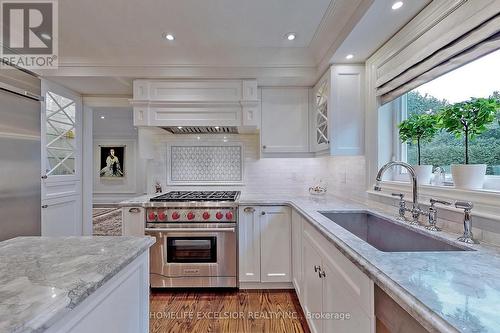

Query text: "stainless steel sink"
[320, 212, 472, 252]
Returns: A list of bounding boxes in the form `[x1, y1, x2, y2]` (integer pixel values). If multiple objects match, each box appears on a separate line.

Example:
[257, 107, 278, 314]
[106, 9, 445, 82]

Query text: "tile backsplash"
[169, 145, 243, 184]
[144, 129, 366, 196]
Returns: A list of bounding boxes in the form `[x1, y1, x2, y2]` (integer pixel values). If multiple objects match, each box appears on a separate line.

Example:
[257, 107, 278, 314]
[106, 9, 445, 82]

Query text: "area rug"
[92, 208, 122, 236]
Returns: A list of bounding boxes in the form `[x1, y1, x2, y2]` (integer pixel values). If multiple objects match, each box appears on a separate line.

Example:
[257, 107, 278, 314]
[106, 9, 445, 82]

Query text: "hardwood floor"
[150, 289, 310, 333]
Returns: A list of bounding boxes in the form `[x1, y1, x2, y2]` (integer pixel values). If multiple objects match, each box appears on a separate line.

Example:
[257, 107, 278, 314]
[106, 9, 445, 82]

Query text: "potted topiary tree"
[437, 97, 500, 189]
[398, 113, 438, 184]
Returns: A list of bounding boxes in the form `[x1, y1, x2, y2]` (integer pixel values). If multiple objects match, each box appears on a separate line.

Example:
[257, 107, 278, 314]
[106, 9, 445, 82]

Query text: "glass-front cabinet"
[311, 75, 330, 152]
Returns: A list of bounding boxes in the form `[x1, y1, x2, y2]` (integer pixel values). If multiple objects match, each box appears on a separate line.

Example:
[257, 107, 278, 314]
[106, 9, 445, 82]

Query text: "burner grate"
[150, 191, 240, 202]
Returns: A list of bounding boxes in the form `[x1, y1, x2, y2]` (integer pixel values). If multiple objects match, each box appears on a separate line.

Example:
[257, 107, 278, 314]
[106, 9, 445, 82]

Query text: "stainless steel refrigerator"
[0, 62, 42, 241]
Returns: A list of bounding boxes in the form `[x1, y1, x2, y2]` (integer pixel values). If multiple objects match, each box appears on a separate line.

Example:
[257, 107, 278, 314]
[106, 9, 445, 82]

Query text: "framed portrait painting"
[99, 145, 125, 178]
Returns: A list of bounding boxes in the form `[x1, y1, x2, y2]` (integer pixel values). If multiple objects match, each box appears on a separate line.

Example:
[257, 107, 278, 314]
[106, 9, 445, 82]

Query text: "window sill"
[368, 180, 500, 222]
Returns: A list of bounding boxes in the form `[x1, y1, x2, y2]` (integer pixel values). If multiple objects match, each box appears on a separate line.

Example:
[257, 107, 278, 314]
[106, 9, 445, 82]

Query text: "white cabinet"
[260, 206, 292, 282]
[238, 205, 292, 284]
[238, 206, 261, 282]
[308, 65, 365, 156]
[42, 195, 81, 236]
[310, 74, 330, 153]
[302, 222, 375, 333]
[261, 88, 309, 153]
[302, 233, 324, 333]
[329, 65, 365, 155]
[122, 207, 145, 236]
[291, 210, 304, 300]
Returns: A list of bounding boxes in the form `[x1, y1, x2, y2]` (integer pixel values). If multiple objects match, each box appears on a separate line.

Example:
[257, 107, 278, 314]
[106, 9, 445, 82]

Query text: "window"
[399, 50, 500, 177]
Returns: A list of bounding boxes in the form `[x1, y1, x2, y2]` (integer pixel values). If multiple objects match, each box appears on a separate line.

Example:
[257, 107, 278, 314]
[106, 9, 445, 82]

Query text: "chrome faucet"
[456, 201, 479, 244]
[374, 161, 422, 224]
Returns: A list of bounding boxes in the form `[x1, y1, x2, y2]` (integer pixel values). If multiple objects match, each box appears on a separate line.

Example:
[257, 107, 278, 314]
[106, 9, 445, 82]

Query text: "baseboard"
[239, 281, 294, 290]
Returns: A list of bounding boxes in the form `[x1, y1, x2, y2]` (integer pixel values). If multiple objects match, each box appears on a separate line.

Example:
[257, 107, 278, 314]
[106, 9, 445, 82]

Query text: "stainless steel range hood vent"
[162, 126, 239, 134]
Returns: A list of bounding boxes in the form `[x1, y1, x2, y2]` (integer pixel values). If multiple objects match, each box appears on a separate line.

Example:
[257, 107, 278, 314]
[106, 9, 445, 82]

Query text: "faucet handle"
[391, 193, 407, 222]
[430, 198, 452, 207]
[455, 201, 473, 211]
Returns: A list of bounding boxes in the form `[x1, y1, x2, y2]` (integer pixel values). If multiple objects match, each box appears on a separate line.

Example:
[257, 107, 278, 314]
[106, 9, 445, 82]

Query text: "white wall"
[93, 108, 146, 203]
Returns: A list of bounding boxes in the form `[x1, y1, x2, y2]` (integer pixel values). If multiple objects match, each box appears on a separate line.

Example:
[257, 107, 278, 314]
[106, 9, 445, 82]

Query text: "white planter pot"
[451, 164, 487, 189]
[412, 165, 433, 185]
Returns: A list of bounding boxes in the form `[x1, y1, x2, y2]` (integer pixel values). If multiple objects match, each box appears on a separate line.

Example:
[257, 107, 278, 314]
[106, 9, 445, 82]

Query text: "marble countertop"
[120, 192, 500, 332]
[0, 236, 155, 333]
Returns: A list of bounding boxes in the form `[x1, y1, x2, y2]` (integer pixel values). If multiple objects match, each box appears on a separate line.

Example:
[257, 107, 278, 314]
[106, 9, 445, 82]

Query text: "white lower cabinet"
[122, 207, 145, 236]
[301, 220, 375, 333]
[238, 206, 291, 284]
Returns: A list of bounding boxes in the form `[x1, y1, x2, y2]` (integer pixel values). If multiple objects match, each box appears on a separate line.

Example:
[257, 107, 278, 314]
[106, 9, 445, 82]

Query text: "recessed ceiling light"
[392, 1, 403, 10]
[286, 33, 296, 41]
[100, 115, 105, 119]
[346, 54, 354, 60]
[165, 33, 175, 41]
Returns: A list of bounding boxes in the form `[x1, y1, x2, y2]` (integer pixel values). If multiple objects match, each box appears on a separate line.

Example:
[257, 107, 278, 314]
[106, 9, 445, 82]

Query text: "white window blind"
[377, 13, 500, 104]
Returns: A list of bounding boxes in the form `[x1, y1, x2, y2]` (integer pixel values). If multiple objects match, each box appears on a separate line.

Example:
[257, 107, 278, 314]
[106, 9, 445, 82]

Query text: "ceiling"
[41, 0, 431, 96]
[331, 0, 431, 63]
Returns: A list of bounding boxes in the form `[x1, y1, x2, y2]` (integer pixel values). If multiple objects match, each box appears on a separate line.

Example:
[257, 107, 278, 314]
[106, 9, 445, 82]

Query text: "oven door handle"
[145, 227, 235, 233]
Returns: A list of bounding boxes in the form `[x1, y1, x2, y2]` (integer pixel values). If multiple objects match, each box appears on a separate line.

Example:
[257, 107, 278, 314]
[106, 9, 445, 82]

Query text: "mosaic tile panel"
[170, 145, 243, 183]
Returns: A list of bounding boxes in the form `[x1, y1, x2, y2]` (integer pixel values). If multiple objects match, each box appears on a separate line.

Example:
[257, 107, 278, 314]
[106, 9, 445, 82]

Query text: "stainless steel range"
[144, 191, 240, 288]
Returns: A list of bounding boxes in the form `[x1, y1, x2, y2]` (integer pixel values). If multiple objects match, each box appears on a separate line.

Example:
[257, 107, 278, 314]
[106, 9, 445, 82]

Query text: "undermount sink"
[320, 212, 472, 252]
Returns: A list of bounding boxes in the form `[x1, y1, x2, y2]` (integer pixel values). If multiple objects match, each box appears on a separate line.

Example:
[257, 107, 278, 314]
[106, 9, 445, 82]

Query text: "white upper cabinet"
[261, 87, 309, 153]
[310, 73, 330, 152]
[329, 65, 365, 156]
[308, 65, 366, 156]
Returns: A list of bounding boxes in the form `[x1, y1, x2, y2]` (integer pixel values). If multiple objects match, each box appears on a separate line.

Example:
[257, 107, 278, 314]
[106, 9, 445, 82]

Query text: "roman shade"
[377, 13, 500, 104]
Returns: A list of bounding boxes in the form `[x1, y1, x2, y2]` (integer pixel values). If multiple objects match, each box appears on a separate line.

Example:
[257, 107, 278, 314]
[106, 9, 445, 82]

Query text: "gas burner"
[150, 191, 240, 202]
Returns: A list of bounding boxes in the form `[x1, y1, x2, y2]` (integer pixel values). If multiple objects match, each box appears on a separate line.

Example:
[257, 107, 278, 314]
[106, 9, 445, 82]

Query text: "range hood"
[162, 126, 238, 134]
[131, 79, 260, 133]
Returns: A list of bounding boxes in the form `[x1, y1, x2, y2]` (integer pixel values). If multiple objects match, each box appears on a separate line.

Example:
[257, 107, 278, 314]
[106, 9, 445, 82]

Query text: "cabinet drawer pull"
[318, 270, 326, 278]
[41, 205, 48, 209]
[243, 207, 255, 213]
[129, 208, 141, 213]
[314, 265, 321, 272]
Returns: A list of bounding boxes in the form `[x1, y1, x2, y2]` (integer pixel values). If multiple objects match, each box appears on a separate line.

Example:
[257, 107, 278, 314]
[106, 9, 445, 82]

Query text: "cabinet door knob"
[261, 211, 266, 215]
[244, 207, 255, 213]
[41, 175, 48, 179]
[262, 145, 267, 149]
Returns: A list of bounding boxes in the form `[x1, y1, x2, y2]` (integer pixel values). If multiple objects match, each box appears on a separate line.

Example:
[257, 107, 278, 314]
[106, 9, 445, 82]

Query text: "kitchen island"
[0, 236, 155, 333]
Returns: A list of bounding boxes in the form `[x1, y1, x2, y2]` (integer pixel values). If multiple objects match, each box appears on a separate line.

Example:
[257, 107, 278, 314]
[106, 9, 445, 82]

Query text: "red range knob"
[215, 212, 224, 220]
[187, 212, 195, 220]
[171, 212, 180, 220]
[226, 211, 233, 220]
[202, 212, 210, 220]
[158, 212, 166, 221]
[148, 211, 156, 221]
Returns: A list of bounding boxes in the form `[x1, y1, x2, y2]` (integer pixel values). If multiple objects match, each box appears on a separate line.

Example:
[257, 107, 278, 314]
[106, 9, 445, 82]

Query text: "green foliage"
[398, 113, 438, 165]
[437, 97, 500, 164]
[407, 91, 448, 116]
[399, 113, 438, 144]
[405, 91, 500, 173]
